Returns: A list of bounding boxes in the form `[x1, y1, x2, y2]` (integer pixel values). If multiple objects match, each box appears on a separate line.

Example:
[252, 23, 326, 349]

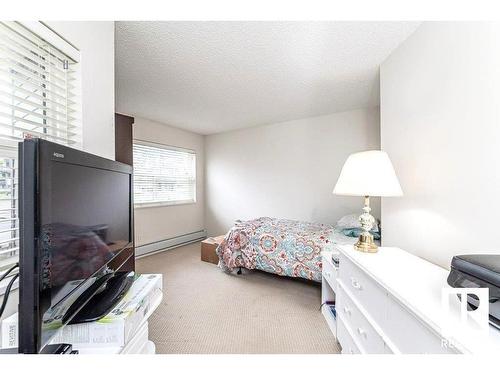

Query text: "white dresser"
[321, 245, 500, 354]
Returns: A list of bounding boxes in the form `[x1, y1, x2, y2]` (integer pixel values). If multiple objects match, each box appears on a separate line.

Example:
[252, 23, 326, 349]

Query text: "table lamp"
[333, 150, 403, 253]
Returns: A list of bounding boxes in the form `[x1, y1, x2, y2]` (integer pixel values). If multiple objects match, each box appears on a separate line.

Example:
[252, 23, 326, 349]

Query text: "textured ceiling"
[115, 22, 420, 134]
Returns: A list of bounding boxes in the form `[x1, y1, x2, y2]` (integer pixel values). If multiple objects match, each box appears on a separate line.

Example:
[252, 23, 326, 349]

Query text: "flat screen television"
[18, 139, 134, 354]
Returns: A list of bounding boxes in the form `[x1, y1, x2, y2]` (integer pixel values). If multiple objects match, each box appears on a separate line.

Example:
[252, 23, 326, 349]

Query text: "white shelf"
[321, 252, 339, 341]
[321, 304, 337, 337]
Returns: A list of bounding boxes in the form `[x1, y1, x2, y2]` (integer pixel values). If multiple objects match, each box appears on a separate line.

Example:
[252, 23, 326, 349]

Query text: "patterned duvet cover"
[216, 217, 356, 282]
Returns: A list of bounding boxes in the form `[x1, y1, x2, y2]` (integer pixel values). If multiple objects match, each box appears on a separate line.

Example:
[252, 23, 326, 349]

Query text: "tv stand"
[69, 272, 134, 324]
[66, 273, 163, 354]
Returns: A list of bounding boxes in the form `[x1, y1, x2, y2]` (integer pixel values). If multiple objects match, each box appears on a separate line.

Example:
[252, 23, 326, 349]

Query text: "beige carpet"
[136, 241, 340, 354]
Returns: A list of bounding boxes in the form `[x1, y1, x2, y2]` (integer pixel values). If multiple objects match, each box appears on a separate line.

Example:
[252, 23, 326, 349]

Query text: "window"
[133, 141, 196, 207]
[0, 21, 81, 280]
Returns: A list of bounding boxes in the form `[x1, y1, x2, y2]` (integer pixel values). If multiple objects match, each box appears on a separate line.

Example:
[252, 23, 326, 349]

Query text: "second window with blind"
[133, 141, 197, 207]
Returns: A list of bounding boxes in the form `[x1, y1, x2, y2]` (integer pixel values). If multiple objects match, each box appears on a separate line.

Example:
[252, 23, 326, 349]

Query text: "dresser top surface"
[329, 245, 500, 354]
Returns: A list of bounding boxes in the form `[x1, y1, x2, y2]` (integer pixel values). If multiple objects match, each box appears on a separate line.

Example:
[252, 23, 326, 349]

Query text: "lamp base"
[353, 196, 378, 253]
[354, 232, 378, 253]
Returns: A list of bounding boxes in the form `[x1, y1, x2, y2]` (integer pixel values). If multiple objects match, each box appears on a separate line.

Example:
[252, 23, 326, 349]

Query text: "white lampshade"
[333, 150, 403, 197]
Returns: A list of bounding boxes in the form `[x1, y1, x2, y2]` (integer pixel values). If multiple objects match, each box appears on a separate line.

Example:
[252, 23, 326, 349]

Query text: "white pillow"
[336, 214, 380, 232]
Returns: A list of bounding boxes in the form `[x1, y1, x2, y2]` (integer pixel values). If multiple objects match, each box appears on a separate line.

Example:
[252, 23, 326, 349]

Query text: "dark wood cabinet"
[115, 113, 135, 271]
[115, 113, 134, 165]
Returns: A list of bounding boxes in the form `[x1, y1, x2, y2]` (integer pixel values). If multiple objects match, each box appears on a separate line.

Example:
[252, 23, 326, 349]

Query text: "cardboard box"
[201, 235, 225, 265]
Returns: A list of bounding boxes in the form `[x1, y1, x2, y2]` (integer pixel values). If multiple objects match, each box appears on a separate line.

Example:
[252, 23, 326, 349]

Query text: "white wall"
[46, 21, 116, 159]
[0, 21, 115, 330]
[205, 108, 381, 236]
[133, 117, 205, 247]
[380, 22, 500, 269]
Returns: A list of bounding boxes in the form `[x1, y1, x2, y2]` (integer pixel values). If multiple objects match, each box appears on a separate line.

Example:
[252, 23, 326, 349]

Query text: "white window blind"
[0, 21, 81, 279]
[133, 141, 196, 207]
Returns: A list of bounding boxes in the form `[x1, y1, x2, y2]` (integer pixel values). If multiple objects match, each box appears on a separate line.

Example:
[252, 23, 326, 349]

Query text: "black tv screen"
[18, 139, 134, 353]
[44, 162, 131, 303]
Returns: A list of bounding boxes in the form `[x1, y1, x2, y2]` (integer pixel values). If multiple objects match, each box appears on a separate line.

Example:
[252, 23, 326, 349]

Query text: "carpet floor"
[136, 241, 340, 354]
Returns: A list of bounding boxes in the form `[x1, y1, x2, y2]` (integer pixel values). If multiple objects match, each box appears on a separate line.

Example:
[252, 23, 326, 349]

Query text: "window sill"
[134, 200, 196, 209]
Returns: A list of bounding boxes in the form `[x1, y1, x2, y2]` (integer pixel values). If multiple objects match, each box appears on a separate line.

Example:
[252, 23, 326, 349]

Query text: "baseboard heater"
[135, 229, 207, 258]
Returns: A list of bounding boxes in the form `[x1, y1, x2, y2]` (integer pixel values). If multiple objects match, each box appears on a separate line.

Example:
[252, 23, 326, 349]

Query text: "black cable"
[0, 273, 19, 318]
[0, 262, 19, 283]
[0, 262, 19, 318]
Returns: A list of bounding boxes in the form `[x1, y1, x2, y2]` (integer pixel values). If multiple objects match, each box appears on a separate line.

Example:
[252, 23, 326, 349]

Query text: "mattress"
[216, 217, 357, 282]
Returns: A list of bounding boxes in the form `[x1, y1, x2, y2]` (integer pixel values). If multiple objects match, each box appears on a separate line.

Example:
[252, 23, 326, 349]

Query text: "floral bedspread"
[216, 217, 349, 282]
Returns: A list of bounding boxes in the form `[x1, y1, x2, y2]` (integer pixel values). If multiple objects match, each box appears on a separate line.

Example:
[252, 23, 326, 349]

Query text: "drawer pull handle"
[343, 306, 351, 316]
[350, 277, 362, 290]
[357, 327, 367, 339]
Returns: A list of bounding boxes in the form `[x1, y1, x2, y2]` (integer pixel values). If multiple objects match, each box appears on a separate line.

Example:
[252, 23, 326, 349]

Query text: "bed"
[216, 217, 358, 282]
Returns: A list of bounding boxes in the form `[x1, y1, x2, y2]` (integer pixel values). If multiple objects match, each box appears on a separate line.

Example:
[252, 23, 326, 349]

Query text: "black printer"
[447, 254, 500, 329]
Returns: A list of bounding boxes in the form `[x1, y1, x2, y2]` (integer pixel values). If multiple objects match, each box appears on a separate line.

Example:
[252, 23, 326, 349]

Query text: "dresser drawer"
[337, 282, 386, 354]
[337, 317, 362, 354]
[384, 295, 456, 354]
[338, 254, 387, 323]
[322, 254, 338, 292]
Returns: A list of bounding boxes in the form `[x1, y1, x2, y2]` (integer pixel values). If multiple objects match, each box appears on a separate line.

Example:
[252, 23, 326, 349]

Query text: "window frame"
[18, 22, 80, 63]
[133, 139, 197, 209]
